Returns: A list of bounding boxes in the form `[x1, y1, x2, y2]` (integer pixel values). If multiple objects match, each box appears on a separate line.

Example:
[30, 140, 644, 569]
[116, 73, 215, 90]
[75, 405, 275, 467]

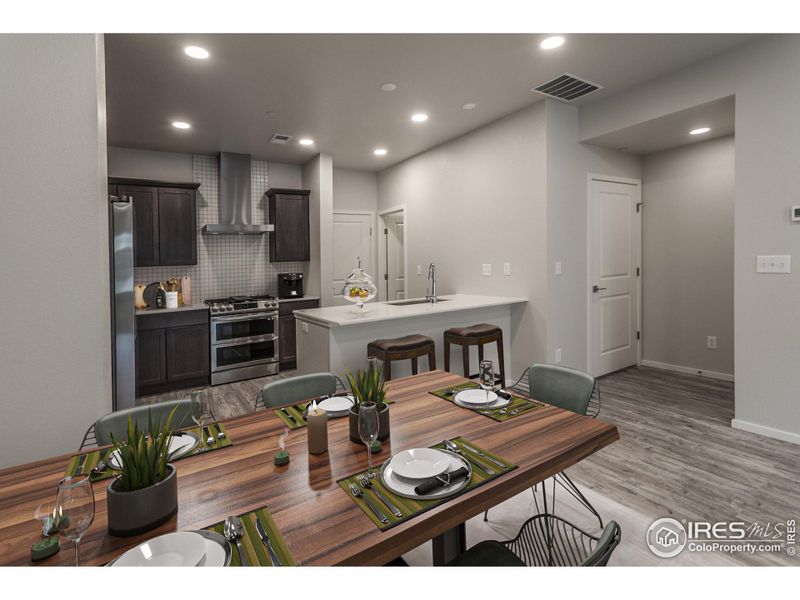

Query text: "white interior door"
[385, 212, 405, 300]
[332, 212, 374, 305]
[588, 176, 641, 376]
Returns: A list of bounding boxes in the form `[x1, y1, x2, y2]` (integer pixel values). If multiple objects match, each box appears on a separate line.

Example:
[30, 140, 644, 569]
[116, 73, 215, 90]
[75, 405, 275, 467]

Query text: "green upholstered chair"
[255, 373, 340, 411]
[447, 516, 621, 567]
[81, 398, 199, 449]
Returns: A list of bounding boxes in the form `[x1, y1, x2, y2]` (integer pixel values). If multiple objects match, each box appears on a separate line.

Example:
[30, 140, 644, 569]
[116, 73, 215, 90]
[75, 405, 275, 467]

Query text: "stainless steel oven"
[210, 311, 279, 385]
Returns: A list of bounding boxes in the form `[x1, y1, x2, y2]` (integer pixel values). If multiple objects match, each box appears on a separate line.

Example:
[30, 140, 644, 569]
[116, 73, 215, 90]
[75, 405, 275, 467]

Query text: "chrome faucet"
[426, 263, 438, 303]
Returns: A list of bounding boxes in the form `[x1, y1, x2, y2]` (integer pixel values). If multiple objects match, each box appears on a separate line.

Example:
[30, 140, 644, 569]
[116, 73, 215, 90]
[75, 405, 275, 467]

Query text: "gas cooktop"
[204, 294, 279, 313]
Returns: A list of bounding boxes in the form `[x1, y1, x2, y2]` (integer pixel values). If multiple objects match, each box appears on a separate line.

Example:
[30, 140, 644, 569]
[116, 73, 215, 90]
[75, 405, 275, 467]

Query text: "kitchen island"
[294, 294, 527, 379]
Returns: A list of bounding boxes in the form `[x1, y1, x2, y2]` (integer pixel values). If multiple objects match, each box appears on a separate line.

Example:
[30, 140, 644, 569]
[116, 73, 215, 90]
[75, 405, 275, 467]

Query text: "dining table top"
[0, 370, 619, 566]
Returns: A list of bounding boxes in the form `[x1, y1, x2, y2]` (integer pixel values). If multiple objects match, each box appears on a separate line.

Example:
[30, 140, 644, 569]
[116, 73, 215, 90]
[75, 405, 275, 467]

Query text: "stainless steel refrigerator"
[109, 195, 136, 410]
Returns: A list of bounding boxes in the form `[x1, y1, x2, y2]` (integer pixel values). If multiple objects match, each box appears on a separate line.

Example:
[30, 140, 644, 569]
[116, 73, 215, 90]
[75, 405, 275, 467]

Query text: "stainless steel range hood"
[202, 152, 274, 234]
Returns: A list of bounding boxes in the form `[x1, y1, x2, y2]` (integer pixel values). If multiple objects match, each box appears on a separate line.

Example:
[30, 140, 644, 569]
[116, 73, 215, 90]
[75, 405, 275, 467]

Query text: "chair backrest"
[261, 373, 338, 409]
[581, 520, 622, 566]
[94, 398, 197, 446]
[528, 363, 595, 416]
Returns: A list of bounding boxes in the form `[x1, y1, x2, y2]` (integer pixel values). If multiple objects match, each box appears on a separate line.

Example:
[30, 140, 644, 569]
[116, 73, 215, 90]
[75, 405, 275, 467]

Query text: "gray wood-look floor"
[140, 366, 800, 566]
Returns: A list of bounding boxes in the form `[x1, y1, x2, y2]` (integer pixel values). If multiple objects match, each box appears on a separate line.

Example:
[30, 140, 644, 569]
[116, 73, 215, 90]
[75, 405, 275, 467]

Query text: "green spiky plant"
[346, 363, 387, 411]
[110, 407, 178, 492]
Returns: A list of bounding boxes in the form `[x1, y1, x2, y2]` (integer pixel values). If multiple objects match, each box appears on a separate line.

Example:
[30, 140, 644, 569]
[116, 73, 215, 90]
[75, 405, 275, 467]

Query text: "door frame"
[586, 174, 642, 376]
[332, 210, 377, 301]
[377, 204, 408, 302]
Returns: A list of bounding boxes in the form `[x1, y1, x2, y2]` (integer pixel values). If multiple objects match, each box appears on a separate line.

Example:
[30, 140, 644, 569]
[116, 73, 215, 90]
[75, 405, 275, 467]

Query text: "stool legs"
[462, 344, 470, 380]
[428, 345, 436, 371]
[411, 356, 419, 375]
[496, 331, 505, 387]
[444, 340, 451, 371]
[384, 359, 392, 381]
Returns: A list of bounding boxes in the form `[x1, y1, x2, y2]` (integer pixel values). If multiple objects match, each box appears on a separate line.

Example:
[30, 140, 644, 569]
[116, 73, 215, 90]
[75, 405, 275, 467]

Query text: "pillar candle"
[307, 402, 328, 455]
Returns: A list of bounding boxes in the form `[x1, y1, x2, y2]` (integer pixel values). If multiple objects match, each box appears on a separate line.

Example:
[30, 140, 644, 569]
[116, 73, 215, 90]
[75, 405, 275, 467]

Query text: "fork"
[356, 474, 403, 517]
[442, 439, 496, 476]
[348, 482, 389, 524]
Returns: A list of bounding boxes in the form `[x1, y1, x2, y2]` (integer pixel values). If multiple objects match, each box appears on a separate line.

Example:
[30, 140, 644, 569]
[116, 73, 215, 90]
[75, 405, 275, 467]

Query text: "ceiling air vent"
[531, 73, 603, 102]
[269, 133, 292, 145]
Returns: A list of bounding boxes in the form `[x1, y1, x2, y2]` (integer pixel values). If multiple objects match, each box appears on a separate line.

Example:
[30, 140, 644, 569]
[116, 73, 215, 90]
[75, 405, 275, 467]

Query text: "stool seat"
[368, 334, 434, 352]
[444, 324, 501, 338]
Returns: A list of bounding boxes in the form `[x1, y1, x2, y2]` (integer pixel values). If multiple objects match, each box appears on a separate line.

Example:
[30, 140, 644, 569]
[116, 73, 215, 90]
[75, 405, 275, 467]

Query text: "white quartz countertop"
[293, 294, 527, 327]
[135, 303, 208, 316]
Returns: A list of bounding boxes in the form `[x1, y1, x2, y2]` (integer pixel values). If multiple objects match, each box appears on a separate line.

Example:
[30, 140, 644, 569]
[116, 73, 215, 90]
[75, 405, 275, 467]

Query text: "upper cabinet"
[267, 188, 310, 262]
[110, 178, 200, 267]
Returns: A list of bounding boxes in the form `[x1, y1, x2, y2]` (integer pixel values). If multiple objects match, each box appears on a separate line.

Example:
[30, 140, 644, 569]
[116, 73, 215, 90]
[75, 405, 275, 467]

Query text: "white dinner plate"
[106, 530, 231, 567]
[389, 448, 451, 479]
[454, 393, 511, 410]
[381, 450, 472, 500]
[111, 531, 207, 567]
[453, 389, 498, 406]
[317, 395, 354, 415]
[108, 432, 197, 471]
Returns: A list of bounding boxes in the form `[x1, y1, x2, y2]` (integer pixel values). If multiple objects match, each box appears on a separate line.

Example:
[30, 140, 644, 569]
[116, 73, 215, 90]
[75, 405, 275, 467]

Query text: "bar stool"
[443, 323, 505, 386]
[367, 334, 436, 381]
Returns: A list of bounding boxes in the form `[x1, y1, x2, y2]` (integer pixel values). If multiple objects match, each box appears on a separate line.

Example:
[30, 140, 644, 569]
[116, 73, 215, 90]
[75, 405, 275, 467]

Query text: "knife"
[255, 517, 282, 566]
[281, 408, 298, 425]
[74, 453, 87, 476]
[458, 440, 507, 469]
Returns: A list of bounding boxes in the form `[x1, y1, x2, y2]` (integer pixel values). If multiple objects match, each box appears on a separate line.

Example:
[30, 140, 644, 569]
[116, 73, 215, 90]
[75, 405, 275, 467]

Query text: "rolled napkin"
[496, 389, 513, 401]
[413, 467, 470, 495]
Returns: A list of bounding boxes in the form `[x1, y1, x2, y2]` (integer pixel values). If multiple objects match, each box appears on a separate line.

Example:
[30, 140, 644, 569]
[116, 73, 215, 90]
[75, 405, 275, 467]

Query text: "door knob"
[592, 285, 607, 293]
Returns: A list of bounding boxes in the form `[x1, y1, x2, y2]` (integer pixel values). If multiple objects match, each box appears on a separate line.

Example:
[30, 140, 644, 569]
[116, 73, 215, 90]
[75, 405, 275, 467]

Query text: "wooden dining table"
[0, 370, 619, 566]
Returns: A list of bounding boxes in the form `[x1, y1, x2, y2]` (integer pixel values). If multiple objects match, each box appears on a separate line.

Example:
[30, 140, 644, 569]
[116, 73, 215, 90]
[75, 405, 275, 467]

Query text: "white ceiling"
[104, 34, 754, 171]
[584, 95, 735, 155]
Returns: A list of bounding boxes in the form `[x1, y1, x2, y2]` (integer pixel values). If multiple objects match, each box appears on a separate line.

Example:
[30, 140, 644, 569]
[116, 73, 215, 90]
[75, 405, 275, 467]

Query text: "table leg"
[432, 522, 466, 565]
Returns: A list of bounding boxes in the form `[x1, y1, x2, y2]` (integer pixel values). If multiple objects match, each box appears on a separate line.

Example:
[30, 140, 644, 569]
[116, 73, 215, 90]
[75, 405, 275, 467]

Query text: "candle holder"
[370, 440, 382, 453]
[274, 451, 290, 466]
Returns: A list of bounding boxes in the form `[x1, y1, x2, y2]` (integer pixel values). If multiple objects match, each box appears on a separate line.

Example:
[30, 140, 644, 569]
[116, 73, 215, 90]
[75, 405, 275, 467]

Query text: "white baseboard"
[732, 419, 800, 445]
[639, 359, 734, 382]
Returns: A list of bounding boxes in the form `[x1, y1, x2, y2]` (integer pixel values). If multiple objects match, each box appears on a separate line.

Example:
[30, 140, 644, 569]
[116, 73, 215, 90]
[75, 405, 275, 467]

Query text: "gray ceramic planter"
[348, 404, 390, 443]
[107, 464, 178, 537]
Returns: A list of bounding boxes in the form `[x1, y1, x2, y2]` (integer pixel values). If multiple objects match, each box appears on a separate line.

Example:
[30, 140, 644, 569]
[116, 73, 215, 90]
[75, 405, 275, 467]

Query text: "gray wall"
[545, 101, 642, 370]
[333, 168, 378, 212]
[302, 154, 334, 304]
[0, 34, 111, 467]
[377, 104, 549, 376]
[642, 136, 734, 376]
[108, 146, 193, 181]
[580, 35, 800, 443]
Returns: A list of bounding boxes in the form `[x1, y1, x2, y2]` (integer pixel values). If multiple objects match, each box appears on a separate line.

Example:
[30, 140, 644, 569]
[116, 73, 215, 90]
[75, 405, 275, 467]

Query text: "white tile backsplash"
[134, 155, 305, 301]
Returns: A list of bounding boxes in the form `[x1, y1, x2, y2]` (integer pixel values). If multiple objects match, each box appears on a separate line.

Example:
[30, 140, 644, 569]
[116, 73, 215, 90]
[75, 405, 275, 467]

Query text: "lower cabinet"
[136, 310, 209, 396]
[279, 299, 320, 369]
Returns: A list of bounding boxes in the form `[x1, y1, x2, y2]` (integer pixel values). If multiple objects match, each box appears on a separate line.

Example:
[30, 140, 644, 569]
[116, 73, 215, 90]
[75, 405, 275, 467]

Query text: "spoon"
[223, 516, 250, 566]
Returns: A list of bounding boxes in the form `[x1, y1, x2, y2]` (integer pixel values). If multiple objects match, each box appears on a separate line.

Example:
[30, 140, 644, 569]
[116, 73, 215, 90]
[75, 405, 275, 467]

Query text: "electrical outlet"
[482, 263, 492, 276]
[301, 322, 309, 333]
[503, 262, 511, 276]
[555, 348, 562, 363]
[417, 265, 422, 276]
[706, 335, 717, 350]
[555, 261, 562, 276]
[756, 255, 791, 273]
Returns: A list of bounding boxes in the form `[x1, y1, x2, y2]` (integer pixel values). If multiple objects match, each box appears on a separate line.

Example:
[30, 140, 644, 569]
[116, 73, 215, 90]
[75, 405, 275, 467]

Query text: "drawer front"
[136, 309, 209, 331]
[278, 299, 319, 315]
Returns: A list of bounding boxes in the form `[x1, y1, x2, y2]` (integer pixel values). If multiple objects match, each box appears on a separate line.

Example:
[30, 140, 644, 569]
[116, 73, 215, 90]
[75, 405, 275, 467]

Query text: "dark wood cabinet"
[268, 188, 310, 262]
[136, 310, 209, 396]
[278, 299, 319, 369]
[109, 178, 199, 267]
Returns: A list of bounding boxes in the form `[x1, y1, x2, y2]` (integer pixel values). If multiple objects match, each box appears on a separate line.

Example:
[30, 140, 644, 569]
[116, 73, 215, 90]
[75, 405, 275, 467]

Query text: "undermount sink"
[387, 298, 451, 306]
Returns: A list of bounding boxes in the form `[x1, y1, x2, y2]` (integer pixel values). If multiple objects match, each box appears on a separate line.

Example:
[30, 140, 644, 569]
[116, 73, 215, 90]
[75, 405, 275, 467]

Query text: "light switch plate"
[503, 262, 511, 276]
[417, 265, 422, 276]
[555, 348, 562, 363]
[555, 261, 562, 276]
[301, 322, 309, 333]
[757, 255, 791, 273]
[482, 263, 492, 276]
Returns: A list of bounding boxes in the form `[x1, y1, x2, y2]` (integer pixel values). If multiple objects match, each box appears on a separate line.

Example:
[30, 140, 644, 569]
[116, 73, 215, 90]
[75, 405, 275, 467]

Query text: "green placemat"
[63, 423, 233, 481]
[274, 397, 395, 430]
[429, 382, 544, 422]
[205, 506, 295, 566]
[338, 436, 517, 531]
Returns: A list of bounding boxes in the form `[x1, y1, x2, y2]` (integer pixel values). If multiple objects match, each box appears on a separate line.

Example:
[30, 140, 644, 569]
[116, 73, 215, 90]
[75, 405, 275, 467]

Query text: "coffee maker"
[278, 272, 304, 298]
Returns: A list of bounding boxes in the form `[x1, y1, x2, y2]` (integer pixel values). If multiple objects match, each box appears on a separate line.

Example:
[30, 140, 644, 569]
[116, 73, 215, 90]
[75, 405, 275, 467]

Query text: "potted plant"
[106, 408, 179, 537]
[346, 363, 390, 443]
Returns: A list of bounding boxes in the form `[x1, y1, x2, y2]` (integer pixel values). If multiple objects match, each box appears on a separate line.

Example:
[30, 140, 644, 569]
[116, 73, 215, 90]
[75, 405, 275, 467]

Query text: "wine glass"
[55, 474, 95, 566]
[358, 402, 380, 479]
[192, 388, 214, 448]
[479, 360, 495, 403]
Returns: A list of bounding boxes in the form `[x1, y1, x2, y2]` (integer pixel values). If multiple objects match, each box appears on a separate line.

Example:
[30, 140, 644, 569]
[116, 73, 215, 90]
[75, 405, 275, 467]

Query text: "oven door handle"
[211, 311, 277, 324]
[211, 334, 278, 349]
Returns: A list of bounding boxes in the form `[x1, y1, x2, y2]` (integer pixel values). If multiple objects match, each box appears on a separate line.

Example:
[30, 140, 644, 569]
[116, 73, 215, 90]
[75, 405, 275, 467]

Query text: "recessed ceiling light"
[690, 127, 711, 135]
[171, 121, 191, 129]
[462, 102, 477, 110]
[411, 113, 428, 123]
[183, 46, 209, 60]
[380, 83, 397, 92]
[373, 148, 387, 156]
[539, 36, 565, 50]
[298, 138, 314, 146]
